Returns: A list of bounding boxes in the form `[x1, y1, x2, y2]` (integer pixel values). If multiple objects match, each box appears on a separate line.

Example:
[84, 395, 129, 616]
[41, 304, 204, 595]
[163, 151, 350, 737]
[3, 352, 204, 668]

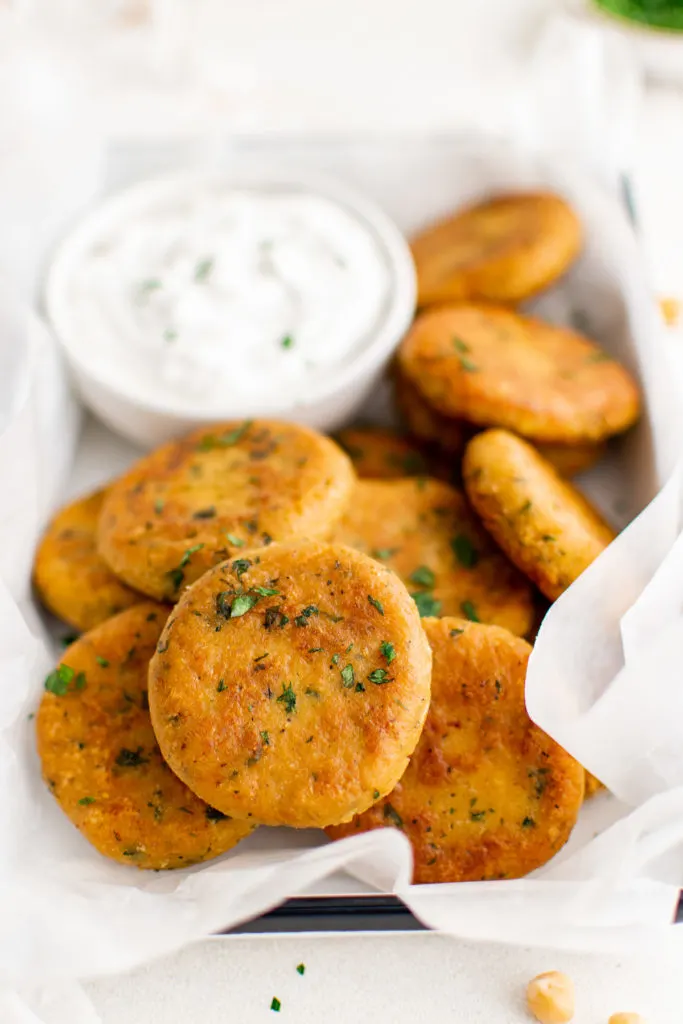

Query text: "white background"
[7, 0, 683, 1019]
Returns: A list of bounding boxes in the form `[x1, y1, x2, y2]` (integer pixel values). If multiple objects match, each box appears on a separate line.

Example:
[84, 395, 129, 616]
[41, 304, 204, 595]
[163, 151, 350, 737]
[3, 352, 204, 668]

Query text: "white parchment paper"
[2, 135, 683, 1022]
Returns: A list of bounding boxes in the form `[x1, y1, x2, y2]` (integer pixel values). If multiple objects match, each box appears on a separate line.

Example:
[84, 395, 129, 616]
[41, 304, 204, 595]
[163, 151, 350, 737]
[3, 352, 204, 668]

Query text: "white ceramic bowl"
[45, 169, 417, 449]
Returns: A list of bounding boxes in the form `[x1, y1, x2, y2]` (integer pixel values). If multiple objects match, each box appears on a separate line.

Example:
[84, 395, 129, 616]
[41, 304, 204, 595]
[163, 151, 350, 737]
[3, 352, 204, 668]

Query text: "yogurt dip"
[46, 174, 410, 419]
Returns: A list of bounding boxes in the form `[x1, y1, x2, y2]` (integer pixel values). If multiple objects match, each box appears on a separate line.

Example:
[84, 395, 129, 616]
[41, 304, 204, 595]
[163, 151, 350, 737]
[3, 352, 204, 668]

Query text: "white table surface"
[8, 1, 683, 1019]
[84, 931, 680, 1023]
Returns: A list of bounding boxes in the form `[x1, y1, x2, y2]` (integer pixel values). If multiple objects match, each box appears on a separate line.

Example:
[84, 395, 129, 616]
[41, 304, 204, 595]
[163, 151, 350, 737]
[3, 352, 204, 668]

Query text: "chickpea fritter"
[463, 430, 615, 601]
[332, 477, 534, 636]
[33, 488, 142, 632]
[398, 304, 641, 444]
[148, 542, 432, 829]
[411, 191, 582, 308]
[335, 427, 431, 480]
[394, 371, 470, 457]
[327, 617, 585, 882]
[98, 420, 355, 602]
[395, 369, 604, 477]
[36, 604, 254, 869]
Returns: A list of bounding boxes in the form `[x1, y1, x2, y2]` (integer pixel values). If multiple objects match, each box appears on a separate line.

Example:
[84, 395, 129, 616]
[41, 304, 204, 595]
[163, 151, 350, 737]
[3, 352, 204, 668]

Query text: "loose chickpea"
[608, 1016, 647, 1024]
[526, 971, 575, 1023]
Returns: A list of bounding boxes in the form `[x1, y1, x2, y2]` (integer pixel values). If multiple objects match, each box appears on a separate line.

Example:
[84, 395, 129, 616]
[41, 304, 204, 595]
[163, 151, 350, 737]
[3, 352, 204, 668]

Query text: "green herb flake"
[95, 656, 110, 668]
[217, 679, 227, 692]
[340, 664, 355, 689]
[61, 633, 79, 647]
[411, 592, 442, 618]
[451, 534, 479, 568]
[194, 256, 215, 282]
[470, 810, 486, 822]
[383, 803, 403, 828]
[78, 796, 96, 806]
[409, 565, 435, 588]
[450, 628, 464, 638]
[74, 672, 87, 690]
[270, 997, 281, 1013]
[460, 600, 479, 622]
[280, 334, 294, 350]
[232, 558, 252, 578]
[231, 593, 259, 618]
[373, 790, 380, 800]
[44, 664, 76, 696]
[193, 506, 216, 519]
[115, 747, 148, 768]
[276, 682, 297, 715]
[225, 533, 245, 547]
[197, 420, 253, 451]
[380, 640, 396, 664]
[254, 653, 269, 662]
[368, 668, 390, 685]
[308, 647, 324, 654]
[367, 595, 384, 615]
[253, 586, 280, 597]
[168, 567, 185, 590]
[331, 653, 340, 666]
[264, 607, 289, 630]
[355, 682, 366, 692]
[519, 500, 532, 514]
[541, 534, 556, 542]
[140, 277, 162, 295]
[261, 730, 270, 746]
[294, 604, 319, 627]
[372, 547, 399, 561]
[528, 767, 549, 798]
[296, 963, 305, 976]
[458, 355, 478, 372]
[522, 816, 536, 828]
[452, 336, 470, 353]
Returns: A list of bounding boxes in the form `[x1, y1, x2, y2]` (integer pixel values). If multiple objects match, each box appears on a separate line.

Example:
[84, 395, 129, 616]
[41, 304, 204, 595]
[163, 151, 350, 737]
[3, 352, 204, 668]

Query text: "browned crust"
[327, 616, 585, 883]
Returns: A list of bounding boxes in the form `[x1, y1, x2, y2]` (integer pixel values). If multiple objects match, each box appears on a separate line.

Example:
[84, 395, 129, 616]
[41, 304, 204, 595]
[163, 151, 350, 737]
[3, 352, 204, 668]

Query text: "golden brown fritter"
[148, 542, 432, 829]
[398, 304, 641, 444]
[98, 420, 355, 602]
[535, 440, 606, 479]
[411, 191, 582, 308]
[335, 427, 431, 479]
[33, 488, 142, 632]
[327, 616, 585, 883]
[394, 369, 604, 477]
[36, 603, 254, 869]
[331, 477, 534, 637]
[584, 772, 605, 798]
[394, 370, 470, 456]
[463, 430, 615, 601]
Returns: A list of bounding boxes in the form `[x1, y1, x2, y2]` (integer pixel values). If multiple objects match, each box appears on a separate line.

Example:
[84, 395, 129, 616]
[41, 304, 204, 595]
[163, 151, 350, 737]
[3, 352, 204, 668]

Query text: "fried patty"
[463, 430, 615, 601]
[394, 370, 470, 456]
[398, 304, 641, 444]
[327, 616, 585, 882]
[331, 477, 534, 636]
[36, 603, 254, 869]
[33, 488, 142, 631]
[149, 542, 432, 829]
[411, 191, 582, 308]
[335, 427, 432, 479]
[394, 369, 604, 477]
[97, 420, 355, 601]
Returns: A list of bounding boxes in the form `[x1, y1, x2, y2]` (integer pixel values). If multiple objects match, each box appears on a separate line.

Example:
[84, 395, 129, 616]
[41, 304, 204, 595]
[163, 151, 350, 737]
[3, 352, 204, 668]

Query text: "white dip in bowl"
[46, 170, 416, 447]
